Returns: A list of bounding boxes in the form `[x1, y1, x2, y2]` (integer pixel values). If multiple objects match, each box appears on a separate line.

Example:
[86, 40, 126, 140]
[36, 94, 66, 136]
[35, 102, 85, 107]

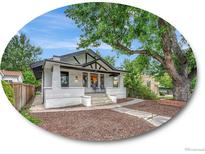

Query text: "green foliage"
[95, 50, 116, 66]
[1, 80, 15, 105]
[1, 33, 42, 71]
[103, 56, 116, 66]
[191, 77, 197, 90]
[154, 73, 173, 89]
[65, 3, 163, 57]
[123, 56, 157, 99]
[20, 109, 42, 125]
[23, 69, 41, 87]
[65, 3, 197, 101]
[127, 82, 158, 100]
[186, 48, 197, 74]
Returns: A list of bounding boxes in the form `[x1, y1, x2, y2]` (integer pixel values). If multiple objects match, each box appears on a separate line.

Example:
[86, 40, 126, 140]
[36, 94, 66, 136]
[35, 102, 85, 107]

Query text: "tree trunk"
[172, 78, 190, 102]
[158, 18, 191, 102]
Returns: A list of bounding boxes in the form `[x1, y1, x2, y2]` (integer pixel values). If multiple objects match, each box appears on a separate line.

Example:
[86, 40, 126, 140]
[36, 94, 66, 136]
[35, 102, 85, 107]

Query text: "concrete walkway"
[30, 99, 144, 113]
[31, 95, 43, 105]
[112, 107, 171, 127]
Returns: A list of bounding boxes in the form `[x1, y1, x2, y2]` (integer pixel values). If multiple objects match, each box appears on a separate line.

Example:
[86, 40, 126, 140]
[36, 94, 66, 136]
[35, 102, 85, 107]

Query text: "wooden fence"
[10, 83, 35, 110]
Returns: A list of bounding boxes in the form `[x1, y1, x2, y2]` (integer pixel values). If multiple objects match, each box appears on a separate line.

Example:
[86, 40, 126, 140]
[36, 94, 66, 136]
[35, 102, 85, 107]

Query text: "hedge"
[1, 80, 15, 105]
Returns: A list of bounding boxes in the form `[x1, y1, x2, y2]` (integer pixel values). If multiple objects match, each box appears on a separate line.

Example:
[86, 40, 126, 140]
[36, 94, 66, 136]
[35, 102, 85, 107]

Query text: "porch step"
[86, 93, 114, 106]
[86, 93, 107, 97]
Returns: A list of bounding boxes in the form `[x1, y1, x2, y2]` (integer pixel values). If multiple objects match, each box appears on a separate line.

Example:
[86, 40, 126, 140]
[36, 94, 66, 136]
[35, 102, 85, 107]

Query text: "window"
[113, 76, 119, 87]
[100, 74, 104, 89]
[61, 71, 69, 87]
[82, 73, 88, 87]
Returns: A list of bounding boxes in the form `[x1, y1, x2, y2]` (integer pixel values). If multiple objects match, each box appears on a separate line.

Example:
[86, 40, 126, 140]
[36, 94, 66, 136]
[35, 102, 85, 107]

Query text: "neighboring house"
[0, 70, 23, 83]
[31, 49, 127, 108]
[141, 74, 159, 95]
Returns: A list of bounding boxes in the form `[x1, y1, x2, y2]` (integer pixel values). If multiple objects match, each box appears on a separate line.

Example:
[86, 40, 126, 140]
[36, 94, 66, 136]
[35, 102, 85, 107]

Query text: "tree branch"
[115, 41, 165, 65]
[170, 27, 187, 64]
[115, 41, 147, 55]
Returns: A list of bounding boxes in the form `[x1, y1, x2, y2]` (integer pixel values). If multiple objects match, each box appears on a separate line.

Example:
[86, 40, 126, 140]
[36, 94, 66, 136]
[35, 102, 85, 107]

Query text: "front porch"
[42, 62, 126, 108]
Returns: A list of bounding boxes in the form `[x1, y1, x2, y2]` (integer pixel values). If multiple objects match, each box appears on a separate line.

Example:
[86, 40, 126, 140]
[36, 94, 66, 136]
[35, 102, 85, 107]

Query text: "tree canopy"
[1, 33, 42, 71]
[96, 51, 116, 66]
[1, 33, 42, 86]
[65, 3, 197, 101]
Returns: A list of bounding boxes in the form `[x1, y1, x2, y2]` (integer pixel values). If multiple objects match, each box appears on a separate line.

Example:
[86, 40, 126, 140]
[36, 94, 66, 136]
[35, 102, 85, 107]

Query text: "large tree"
[1, 33, 42, 71]
[65, 3, 197, 101]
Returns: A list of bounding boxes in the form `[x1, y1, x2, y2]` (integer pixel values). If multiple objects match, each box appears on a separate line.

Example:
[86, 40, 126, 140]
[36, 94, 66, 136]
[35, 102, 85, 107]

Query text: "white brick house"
[31, 49, 126, 108]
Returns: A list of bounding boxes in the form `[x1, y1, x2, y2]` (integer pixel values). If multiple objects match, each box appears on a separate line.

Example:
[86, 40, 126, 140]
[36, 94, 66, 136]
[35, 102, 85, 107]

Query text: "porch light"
[75, 76, 79, 83]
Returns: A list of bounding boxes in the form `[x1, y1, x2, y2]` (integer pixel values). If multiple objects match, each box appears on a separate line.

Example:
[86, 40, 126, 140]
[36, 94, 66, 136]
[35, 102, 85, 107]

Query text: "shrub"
[123, 56, 158, 100]
[1, 80, 15, 105]
[127, 83, 158, 100]
[23, 69, 41, 87]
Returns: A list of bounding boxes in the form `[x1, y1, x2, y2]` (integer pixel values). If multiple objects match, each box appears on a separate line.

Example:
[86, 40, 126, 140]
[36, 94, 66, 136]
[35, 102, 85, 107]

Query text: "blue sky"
[19, 6, 137, 67]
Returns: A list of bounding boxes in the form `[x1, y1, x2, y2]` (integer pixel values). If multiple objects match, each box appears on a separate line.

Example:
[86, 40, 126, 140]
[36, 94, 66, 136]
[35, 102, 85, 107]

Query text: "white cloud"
[35, 13, 74, 30]
[20, 11, 76, 36]
[33, 37, 79, 49]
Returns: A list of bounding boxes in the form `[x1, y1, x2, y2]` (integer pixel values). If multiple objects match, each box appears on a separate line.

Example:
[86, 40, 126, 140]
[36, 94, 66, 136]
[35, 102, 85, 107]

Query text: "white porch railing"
[106, 87, 126, 99]
[44, 87, 88, 108]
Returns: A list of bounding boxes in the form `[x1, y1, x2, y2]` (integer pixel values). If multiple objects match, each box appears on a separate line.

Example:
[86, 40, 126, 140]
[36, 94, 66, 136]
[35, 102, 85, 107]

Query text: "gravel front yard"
[31, 109, 155, 141]
[126, 100, 184, 117]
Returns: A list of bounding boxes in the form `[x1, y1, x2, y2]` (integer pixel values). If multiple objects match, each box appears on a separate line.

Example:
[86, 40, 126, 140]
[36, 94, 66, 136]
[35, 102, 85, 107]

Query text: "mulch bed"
[31, 109, 154, 141]
[117, 97, 134, 103]
[157, 99, 186, 108]
[126, 100, 185, 117]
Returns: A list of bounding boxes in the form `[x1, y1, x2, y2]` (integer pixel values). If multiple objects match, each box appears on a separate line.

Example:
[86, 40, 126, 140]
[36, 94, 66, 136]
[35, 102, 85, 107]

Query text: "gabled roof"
[59, 49, 118, 70]
[31, 49, 125, 71]
[30, 49, 126, 79]
[0, 70, 22, 77]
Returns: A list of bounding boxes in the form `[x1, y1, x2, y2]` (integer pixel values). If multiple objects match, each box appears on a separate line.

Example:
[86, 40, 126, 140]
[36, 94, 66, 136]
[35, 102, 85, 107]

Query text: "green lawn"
[20, 109, 42, 125]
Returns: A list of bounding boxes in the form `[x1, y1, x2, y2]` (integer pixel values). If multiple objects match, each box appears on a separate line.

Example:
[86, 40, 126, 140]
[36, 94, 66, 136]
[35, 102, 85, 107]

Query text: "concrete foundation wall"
[106, 87, 127, 99]
[44, 87, 92, 108]
[45, 97, 82, 108]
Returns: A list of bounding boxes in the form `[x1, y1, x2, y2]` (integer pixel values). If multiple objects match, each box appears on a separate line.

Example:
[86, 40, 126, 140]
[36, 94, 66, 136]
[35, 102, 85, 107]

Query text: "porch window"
[83, 72, 88, 87]
[100, 74, 105, 89]
[61, 71, 69, 87]
[113, 76, 119, 87]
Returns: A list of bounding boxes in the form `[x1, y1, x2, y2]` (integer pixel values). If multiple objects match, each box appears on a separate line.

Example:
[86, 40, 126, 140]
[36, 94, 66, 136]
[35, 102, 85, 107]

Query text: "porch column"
[41, 71, 44, 94]
[120, 73, 124, 88]
[98, 73, 101, 88]
[88, 72, 91, 88]
[52, 64, 61, 89]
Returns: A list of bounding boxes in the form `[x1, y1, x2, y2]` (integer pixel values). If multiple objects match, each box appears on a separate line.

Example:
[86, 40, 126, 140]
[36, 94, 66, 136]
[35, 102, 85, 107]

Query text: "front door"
[90, 73, 98, 90]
